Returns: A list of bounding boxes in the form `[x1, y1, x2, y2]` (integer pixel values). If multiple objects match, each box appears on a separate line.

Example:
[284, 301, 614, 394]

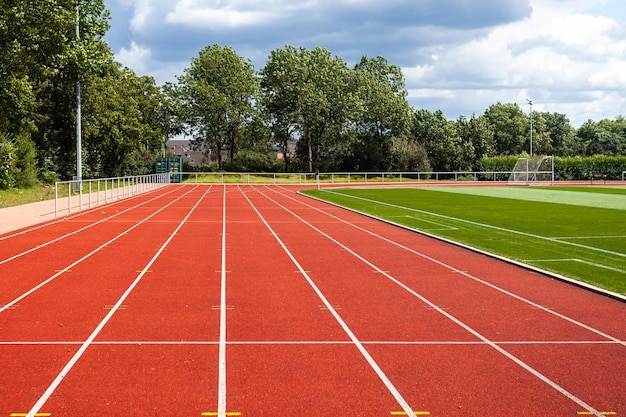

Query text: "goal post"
[508, 155, 554, 185]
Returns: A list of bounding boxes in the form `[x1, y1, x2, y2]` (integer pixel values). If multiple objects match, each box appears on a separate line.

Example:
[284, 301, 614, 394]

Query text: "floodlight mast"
[527, 99, 533, 156]
[76, 3, 82, 182]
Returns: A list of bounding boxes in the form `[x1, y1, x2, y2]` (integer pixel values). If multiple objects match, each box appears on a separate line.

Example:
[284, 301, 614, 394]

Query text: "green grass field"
[302, 186, 626, 295]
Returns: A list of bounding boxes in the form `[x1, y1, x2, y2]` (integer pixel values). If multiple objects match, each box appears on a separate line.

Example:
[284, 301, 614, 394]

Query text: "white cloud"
[400, 0, 626, 125]
[165, 0, 281, 29]
[104, 0, 626, 126]
[117, 41, 152, 73]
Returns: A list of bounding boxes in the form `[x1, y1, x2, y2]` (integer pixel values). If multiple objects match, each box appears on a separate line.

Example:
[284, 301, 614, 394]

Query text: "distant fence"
[178, 171, 515, 185]
[54, 173, 170, 217]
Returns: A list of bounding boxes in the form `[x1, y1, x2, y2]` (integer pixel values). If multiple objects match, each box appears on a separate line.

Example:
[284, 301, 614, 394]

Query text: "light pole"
[527, 99, 533, 156]
[76, 2, 82, 183]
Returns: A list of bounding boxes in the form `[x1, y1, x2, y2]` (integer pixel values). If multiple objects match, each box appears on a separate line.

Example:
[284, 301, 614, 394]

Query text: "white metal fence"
[177, 171, 515, 184]
[54, 173, 170, 217]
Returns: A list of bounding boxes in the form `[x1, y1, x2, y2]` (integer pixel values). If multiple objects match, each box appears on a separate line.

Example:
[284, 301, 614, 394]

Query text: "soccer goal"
[508, 155, 554, 185]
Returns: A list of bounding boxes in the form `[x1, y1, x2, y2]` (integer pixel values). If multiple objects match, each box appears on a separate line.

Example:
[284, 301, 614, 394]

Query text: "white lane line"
[524, 258, 626, 274]
[1, 340, 620, 346]
[323, 189, 626, 259]
[240, 185, 416, 416]
[218, 185, 228, 417]
[283, 187, 625, 346]
[0, 186, 201, 315]
[256, 186, 607, 417]
[24, 187, 212, 417]
[0, 186, 183, 265]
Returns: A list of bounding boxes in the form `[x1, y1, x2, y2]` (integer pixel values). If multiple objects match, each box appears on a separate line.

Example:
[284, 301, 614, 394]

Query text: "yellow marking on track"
[216, 270, 232, 273]
[54, 270, 71, 273]
[11, 413, 52, 417]
[104, 305, 128, 310]
[136, 270, 152, 273]
[391, 412, 430, 416]
[319, 305, 342, 310]
[577, 412, 616, 415]
[373, 270, 390, 273]
[202, 412, 241, 416]
[212, 306, 235, 310]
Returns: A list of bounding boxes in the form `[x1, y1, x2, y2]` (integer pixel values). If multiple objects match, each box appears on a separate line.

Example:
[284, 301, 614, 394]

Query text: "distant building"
[165, 140, 210, 167]
[165, 138, 298, 168]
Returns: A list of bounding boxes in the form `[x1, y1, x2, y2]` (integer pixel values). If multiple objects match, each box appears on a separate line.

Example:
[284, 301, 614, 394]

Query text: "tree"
[542, 112, 576, 156]
[455, 114, 495, 168]
[412, 109, 469, 171]
[483, 102, 528, 155]
[174, 45, 257, 170]
[347, 56, 412, 170]
[82, 67, 169, 177]
[577, 117, 626, 156]
[261, 46, 353, 172]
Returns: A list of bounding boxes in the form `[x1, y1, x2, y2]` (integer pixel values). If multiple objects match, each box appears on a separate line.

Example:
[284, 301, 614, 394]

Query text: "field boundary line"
[300, 188, 626, 303]
[0, 186, 200, 315]
[239, 185, 416, 416]
[525, 258, 626, 274]
[255, 186, 607, 416]
[24, 186, 212, 417]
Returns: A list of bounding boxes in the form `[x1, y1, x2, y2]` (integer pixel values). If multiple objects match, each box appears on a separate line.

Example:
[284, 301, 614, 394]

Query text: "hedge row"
[478, 155, 626, 181]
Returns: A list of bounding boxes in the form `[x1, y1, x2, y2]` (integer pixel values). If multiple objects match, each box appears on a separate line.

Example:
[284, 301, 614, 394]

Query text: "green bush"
[0, 132, 39, 189]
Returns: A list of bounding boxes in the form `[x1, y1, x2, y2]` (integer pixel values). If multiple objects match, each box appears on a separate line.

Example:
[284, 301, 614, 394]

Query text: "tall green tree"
[542, 112, 576, 156]
[174, 45, 257, 170]
[413, 109, 470, 171]
[483, 102, 528, 155]
[577, 117, 626, 156]
[347, 56, 412, 170]
[261, 46, 353, 172]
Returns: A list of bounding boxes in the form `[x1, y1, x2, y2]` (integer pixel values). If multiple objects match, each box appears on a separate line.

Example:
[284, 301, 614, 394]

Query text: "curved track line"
[239, 185, 416, 416]
[269, 185, 625, 345]
[253, 185, 606, 417]
[0, 186, 201, 315]
[0, 186, 182, 265]
[24, 186, 212, 417]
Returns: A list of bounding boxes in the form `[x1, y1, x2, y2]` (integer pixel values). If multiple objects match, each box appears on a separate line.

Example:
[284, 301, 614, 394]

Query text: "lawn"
[0, 185, 57, 208]
[301, 186, 626, 295]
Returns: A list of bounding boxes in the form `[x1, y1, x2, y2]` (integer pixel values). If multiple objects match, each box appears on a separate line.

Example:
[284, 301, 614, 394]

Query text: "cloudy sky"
[104, 0, 626, 127]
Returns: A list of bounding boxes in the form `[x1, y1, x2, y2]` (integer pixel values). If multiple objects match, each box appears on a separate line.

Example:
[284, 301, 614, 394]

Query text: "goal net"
[508, 156, 554, 185]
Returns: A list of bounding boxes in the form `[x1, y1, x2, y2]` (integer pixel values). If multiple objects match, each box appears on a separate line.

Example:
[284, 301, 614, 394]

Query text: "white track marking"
[239, 185, 416, 416]
[0, 187, 201, 315]
[1, 340, 620, 346]
[323, 189, 626, 259]
[525, 258, 626, 274]
[24, 186, 211, 417]
[275, 187, 625, 345]
[218, 185, 228, 417]
[254, 186, 608, 417]
[0, 187, 182, 265]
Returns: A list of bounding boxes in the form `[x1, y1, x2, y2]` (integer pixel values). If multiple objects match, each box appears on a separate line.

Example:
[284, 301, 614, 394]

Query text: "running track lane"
[243, 184, 625, 416]
[0, 184, 623, 416]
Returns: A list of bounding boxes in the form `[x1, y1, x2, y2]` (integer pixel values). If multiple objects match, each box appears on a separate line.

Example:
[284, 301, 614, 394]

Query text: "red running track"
[0, 184, 624, 417]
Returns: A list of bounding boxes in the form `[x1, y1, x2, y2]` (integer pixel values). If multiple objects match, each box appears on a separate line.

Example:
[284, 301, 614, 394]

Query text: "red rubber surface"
[0, 184, 624, 416]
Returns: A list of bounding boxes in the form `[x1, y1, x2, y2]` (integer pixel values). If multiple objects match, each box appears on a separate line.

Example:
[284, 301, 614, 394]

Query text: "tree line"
[1, 2, 625, 189]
